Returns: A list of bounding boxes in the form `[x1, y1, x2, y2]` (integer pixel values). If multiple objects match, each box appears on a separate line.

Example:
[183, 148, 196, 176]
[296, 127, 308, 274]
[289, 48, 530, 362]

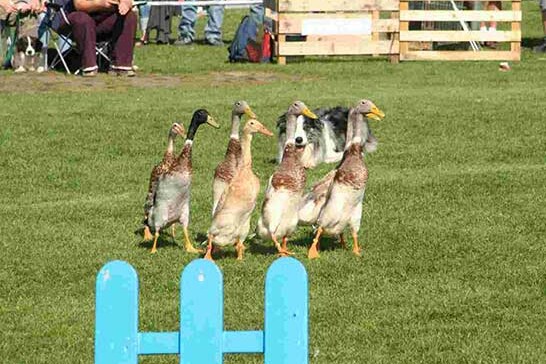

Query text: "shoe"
[205, 38, 224, 47]
[108, 66, 136, 77]
[173, 36, 193, 46]
[82, 68, 98, 77]
[533, 41, 546, 53]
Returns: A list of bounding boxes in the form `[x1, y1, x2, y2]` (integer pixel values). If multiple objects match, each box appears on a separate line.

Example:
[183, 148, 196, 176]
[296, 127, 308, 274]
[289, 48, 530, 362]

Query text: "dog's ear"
[34, 38, 44, 53]
[15, 37, 27, 52]
[276, 113, 287, 133]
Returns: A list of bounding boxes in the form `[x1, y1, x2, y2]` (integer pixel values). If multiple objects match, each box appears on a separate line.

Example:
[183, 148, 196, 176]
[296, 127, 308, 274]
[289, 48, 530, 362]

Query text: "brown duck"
[256, 101, 318, 255]
[307, 100, 384, 259]
[212, 101, 256, 215]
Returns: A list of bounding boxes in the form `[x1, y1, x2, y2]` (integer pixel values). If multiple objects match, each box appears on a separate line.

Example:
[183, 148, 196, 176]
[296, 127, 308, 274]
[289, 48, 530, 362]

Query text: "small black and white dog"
[11, 35, 44, 73]
[276, 106, 378, 169]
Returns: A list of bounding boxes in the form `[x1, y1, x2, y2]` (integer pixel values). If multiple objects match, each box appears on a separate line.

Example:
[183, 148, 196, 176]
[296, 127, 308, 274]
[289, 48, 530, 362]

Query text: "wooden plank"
[511, 2, 521, 56]
[400, 30, 521, 42]
[264, 258, 309, 364]
[372, 10, 380, 57]
[400, 10, 521, 22]
[277, 35, 287, 64]
[401, 50, 520, 61]
[399, 0, 409, 58]
[277, 15, 398, 34]
[277, 0, 399, 12]
[305, 35, 373, 42]
[278, 40, 399, 55]
[389, 11, 400, 63]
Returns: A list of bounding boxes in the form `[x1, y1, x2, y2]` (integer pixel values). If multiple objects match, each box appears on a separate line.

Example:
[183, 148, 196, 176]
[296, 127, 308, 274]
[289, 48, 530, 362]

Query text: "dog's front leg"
[14, 52, 26, 73]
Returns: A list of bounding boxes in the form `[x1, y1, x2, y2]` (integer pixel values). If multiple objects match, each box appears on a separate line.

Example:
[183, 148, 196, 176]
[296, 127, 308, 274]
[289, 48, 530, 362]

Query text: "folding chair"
[41, 0, 112, 74]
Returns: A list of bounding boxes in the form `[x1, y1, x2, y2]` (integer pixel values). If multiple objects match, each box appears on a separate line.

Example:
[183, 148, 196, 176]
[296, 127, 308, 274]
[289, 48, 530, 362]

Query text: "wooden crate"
[264, 0, 400, 64]
[399, 0, 521, 61]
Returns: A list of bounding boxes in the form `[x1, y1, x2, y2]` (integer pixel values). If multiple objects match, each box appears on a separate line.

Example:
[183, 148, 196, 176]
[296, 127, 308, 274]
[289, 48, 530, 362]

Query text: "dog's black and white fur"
[276, 106, 378, 169]
[11, 35, 44, 73]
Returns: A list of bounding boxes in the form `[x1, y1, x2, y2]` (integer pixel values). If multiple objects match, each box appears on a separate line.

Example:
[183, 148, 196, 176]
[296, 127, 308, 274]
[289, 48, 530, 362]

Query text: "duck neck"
[285, 113, 297, 145]
[230, 113, 241, 140]
[344, 110, 354, 150]
[186, 119, 200, 141]
[166, 133, 176, 155]
[350, 110, 363, 146]
[240, 131, 253, 167]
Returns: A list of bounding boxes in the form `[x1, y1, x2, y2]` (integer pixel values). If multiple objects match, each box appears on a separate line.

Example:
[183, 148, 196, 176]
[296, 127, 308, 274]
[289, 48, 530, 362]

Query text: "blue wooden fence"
[94, 258, 308, 364]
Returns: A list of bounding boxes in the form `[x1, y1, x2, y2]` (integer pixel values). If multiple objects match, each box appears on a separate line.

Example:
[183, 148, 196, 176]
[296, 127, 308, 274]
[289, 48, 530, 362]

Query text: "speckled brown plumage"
[213, 138, 242, 182]
[173, 143, 193, 174]
[271, 144, 306, 192]
[334, 143, 368, 189]
[144, 146, 178, 216]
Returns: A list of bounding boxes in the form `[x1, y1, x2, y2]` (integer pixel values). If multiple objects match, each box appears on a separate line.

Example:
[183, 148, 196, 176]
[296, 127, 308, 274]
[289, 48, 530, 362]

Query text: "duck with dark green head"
[146, 109, 219, 254]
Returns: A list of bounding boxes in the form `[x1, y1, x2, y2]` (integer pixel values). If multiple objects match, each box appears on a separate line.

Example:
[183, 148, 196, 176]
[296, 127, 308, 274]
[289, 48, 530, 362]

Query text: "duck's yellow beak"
[258, 124, 274, 137]
[206, 115, 220, 128]
[366, 105, 385, 121]
[244, 107, 257, 119]
[303, 107, 318, 119]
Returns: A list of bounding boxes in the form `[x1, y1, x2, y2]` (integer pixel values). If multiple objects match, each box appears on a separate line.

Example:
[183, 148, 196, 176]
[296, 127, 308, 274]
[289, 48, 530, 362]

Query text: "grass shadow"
[522, 37, 544, 49]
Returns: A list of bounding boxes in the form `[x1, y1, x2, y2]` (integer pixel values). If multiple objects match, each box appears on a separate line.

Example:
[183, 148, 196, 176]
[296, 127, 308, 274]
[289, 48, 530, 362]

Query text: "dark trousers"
[59, 10, 136, 69]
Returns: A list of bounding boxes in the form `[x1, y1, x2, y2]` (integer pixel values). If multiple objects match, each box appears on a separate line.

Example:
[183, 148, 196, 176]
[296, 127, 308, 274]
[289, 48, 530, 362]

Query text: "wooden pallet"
[399, 0, 521, 61]
[265, 0, 401, 64]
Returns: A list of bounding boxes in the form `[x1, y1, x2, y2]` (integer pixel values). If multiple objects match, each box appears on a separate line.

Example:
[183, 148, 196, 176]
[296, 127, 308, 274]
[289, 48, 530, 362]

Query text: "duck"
[212, 101, 257, 215]
[298, 104, 381, 227]
[143, 122, 186, 242]
[146, 109, 219, 254]
[256, 101, 318, 255]
[204, 118, 274, 261]
[307, 100, 384, 259]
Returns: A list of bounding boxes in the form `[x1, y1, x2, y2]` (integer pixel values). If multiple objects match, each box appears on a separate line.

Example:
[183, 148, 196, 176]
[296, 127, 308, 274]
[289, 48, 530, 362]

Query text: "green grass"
[1, 2, 546, 363]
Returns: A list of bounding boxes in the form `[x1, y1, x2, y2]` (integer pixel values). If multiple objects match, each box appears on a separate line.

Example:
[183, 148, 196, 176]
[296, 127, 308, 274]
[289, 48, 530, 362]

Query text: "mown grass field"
[1, 2, 546, 363]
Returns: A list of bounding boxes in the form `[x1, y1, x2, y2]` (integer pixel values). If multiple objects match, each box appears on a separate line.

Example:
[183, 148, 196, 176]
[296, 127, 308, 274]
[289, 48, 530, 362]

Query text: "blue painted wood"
[138, 332, 179, 355]
[94, 258, 308, 363]
[222, 331, 264, 353]
[180, 259, 224, 364]
[264, 257, 309, 364]
[95, 261, 139, 364]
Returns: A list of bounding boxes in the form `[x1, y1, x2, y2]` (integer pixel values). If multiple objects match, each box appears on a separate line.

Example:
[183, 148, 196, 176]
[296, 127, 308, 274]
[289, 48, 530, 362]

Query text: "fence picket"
[94, 257, 308, 364]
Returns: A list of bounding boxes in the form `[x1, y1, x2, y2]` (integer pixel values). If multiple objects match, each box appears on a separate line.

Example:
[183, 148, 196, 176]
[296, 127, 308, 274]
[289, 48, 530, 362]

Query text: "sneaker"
[108, 66, 136, 77]
[533, 41, 546, 53]
[205, 38, 224, 47]
[82, 67, 98, 77]
[173, 36, 193, 46]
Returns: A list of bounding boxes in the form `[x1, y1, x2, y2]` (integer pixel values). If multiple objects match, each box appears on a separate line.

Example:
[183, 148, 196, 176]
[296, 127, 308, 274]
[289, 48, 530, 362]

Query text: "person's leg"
[95, 11, 137, 69]
[138, 3, 150, 43]
[65, 11, 97, 72]
[487, 1, 500, 31]
[204, 3, 224, 45]
[177, 5, 197, 42]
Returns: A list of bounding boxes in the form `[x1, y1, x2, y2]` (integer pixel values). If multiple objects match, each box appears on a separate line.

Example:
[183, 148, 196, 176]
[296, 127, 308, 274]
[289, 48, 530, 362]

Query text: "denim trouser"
[139, 3, 150, 33]
[178, 2, 224, 42]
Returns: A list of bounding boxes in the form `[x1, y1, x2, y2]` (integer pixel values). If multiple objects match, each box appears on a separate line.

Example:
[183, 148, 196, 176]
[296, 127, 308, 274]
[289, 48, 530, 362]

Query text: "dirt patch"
[0, 71, 311, 93]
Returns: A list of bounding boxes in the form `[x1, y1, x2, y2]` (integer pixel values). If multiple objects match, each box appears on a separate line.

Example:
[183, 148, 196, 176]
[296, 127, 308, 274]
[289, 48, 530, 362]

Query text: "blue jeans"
[139, 3, 150, 33]
[178, 3, 224, 42]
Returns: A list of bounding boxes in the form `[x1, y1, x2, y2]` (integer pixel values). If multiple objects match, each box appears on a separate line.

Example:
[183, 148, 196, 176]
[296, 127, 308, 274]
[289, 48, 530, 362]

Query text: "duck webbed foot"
[143, 225, 153, 241]
[151, 231, 160, 254]
[204, 235, 214, 261]
[183, 226, 203, 254]
[351, 230, 362, 257]
[273, 235, 293, 256]
[308, 227, 322, 260]
[235, 239, 245, 261]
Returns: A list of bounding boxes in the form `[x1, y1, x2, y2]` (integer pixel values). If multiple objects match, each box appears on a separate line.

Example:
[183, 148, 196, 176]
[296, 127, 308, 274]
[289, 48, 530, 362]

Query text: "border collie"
[11, 35, 44, 73]
[276, 106, 378, 169]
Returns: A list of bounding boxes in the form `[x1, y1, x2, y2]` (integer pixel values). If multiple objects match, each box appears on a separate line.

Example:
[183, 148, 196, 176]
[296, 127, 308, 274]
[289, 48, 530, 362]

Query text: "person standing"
[174, 1, 224, 46]
[534, 0, 546, 52]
